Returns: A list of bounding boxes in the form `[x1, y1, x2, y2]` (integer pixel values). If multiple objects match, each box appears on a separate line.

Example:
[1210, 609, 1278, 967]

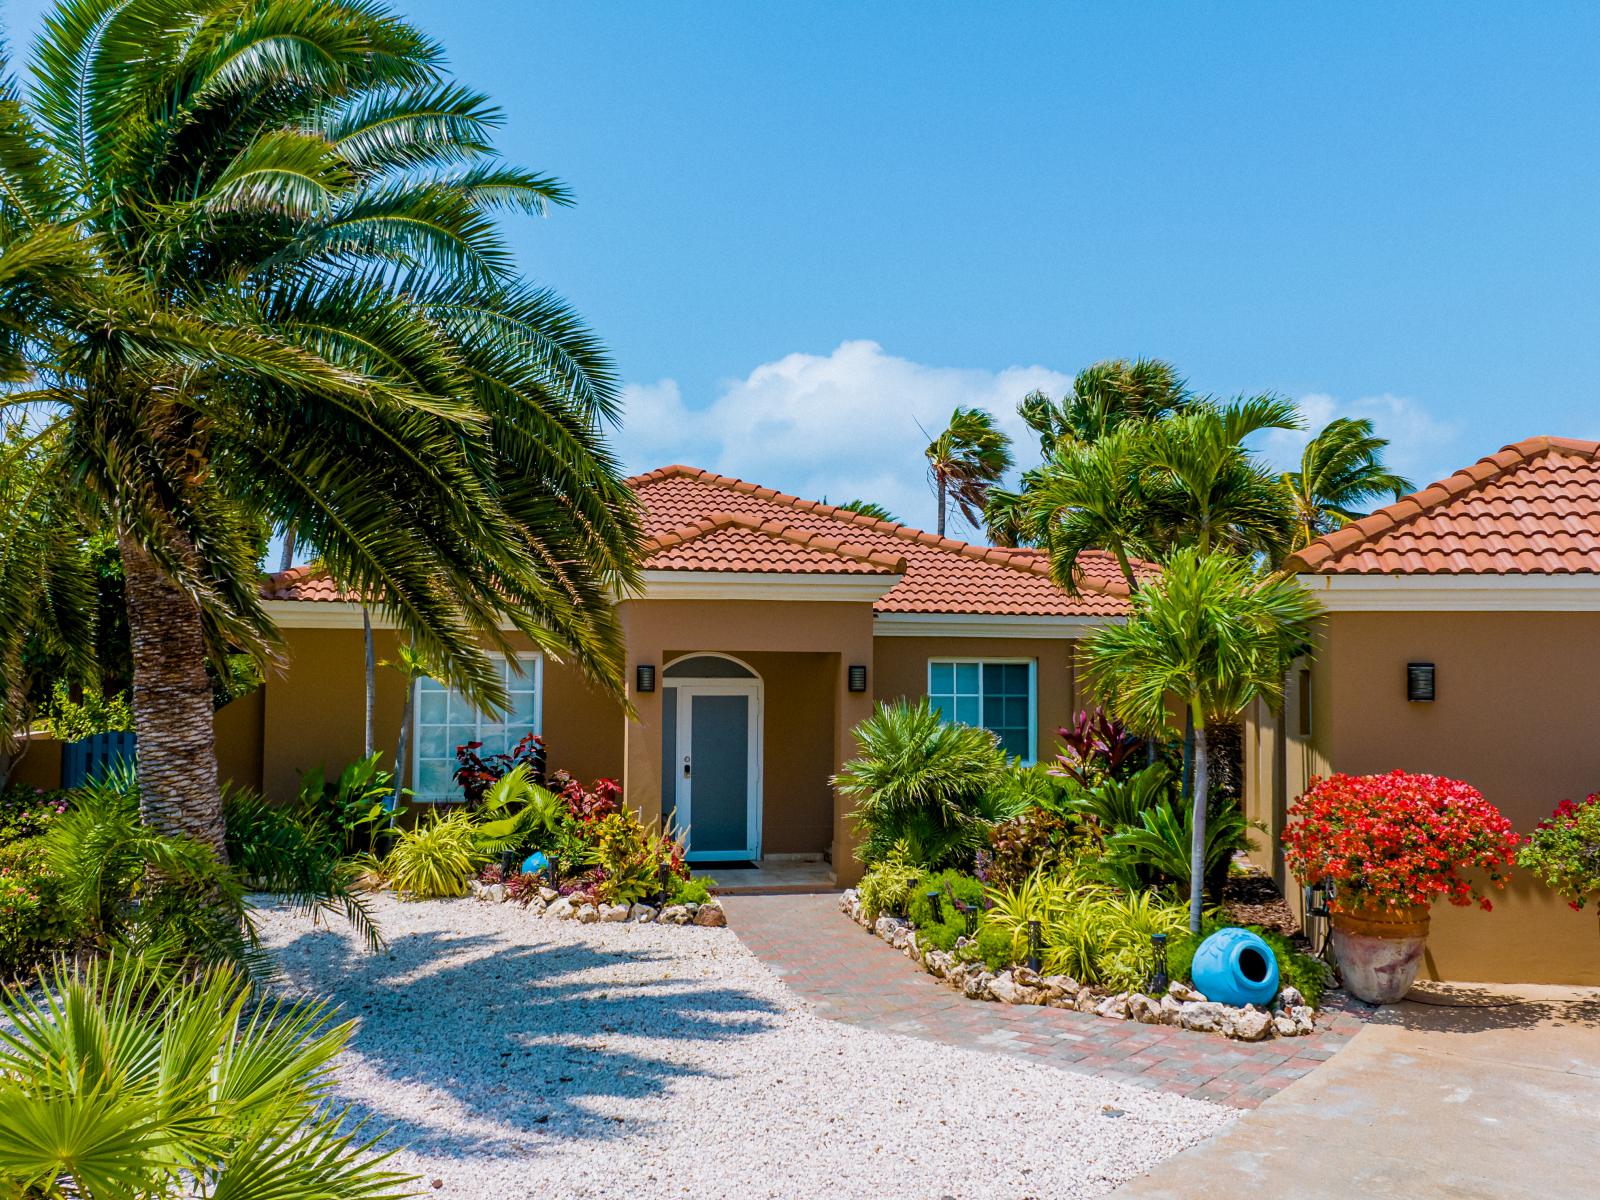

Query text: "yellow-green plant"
[857, 843, 923, 920]
[385, 811, 483, 899]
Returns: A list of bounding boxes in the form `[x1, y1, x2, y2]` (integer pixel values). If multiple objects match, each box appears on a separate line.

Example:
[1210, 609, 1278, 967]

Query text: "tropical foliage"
[0, 0, 641, 857]
[1082, 547, 1322, 929]
[1281, 417, 1412, 549]
[835, 700, 1019, 869]
[0, 955, 412, 1200]
[925, 406, 1013, 536]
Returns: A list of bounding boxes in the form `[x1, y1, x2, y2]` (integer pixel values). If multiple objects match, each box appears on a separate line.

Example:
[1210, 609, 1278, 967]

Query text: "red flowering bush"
[1518, 794, 1600, 911]
[550, 770, 622, 824]
[1283, 771, 1520, 912]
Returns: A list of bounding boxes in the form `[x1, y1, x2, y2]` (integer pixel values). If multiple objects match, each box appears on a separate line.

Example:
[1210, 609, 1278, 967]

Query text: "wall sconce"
[635, 663, 656, 694]
[1406, 662, 1435, 703]
[848, 664, 868, 693]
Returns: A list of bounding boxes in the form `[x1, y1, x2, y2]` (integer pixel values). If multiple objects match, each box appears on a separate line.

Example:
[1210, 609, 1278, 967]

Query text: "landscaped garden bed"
[468, 872, 726, 926]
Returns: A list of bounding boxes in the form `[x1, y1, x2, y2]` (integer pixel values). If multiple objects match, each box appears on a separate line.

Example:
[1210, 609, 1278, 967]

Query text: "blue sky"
[5, 1, 1597, 532]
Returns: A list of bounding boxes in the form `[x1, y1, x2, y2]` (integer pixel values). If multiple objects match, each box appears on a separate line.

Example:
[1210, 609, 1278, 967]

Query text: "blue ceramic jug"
[1189, 927, 1279, 1007]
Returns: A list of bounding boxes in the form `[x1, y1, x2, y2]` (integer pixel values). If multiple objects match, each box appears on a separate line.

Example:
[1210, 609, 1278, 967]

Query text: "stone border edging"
[467, 879, 728, 927]
[841, 888, 1317, 1042]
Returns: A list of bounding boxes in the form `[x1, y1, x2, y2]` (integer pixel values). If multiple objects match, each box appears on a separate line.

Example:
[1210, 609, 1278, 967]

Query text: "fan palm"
[1282, 417, 1412, 550]
[924, 406, 1013, 536]
[0, 954, 412, 1200]
[1015, 427, 1154, 593]
[1081, 547, 1322, 930]
[0, 0, 641, 854]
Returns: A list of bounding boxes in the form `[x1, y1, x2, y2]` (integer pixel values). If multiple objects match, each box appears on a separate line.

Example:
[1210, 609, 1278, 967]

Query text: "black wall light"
[636, 663, 656, 694]
[1406, 662, 1435, 703]
[847, 664, 868, 693]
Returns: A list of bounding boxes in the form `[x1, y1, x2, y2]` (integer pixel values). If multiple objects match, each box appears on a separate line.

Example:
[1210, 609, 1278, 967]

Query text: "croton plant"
[1283, 770, 1521, 912]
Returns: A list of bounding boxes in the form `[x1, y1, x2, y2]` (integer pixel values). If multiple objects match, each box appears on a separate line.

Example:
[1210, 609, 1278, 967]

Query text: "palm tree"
[1140, 395, 1301, 559]
[1019, 358, 1192, 455]
[1282, 417, 1412, 550]
[1081, 547, 1322, 931]
[0, 1, 641, 854]
[1016, 429, 1153, 593]
[835, 498, 899, 522]
[925, 406, 1013, 536]
[0, 954, 413, 1199]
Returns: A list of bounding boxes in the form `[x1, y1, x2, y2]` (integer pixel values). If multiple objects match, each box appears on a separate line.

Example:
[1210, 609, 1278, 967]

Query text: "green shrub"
[857, 849, 922, 919]
[835, 700, 1016, 869]
[906, 869, 984, 952]
[974, 923, 1022, 972]
[1106, 794, 1255, 897]
[0, 840, 76, 979]
[43, 680, 133, 742]
[1168, 920, 1330, 1007]
[670, 876, 714, 906]
[0, 786, 69, 845]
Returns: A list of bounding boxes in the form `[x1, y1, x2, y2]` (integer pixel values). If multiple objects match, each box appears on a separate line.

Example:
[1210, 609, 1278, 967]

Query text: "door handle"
[682, 755, 691, 779]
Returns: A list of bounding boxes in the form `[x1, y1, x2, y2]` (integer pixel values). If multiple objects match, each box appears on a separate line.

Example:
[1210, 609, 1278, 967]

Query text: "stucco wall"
[260, 626, 623, 803]
[871, 635, 1078, 763]
[1250, 610, 1600, 986]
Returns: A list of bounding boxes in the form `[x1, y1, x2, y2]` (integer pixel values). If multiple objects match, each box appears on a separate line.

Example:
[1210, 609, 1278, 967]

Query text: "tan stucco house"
[206, 465, 1138, 886]
[1245, 436, 1600, 986]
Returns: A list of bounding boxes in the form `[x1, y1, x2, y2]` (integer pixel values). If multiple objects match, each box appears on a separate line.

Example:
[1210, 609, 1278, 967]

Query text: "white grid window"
[927, 658, 1037, 762]
[412, 655, 542, 801]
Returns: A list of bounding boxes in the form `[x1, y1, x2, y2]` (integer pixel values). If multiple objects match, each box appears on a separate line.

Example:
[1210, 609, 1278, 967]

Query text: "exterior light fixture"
[1027, 919, 1042, 974]
[1304, 880, 1332, 921]
[1149, 932, 1169, 994]
[926, 890, 945, 925]
[1406, 662, 1435, 703]
[848, 664, 868, 693]
[636, 663, 656, 694]
[658, 862, 672, 906]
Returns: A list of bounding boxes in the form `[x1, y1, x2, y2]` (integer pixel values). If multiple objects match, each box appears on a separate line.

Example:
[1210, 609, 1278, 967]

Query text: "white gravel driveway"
[256, 895, 1234, 1200]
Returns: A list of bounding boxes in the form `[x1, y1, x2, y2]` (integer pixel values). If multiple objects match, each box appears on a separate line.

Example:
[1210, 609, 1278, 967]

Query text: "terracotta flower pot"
[1329, 902, 1430, 1004]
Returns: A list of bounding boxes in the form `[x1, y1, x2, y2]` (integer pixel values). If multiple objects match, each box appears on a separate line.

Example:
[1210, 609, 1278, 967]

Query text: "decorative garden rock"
[627, 903, 656, 923]
[1095, 992, 1132, 1021]
[1290, 1005, 1316, 1034]
[962, 970, 994, 999]
[659, 904, 692, 925]
[1159, 994, 1183, 1023]
[538, 886, 560, 903]
[986, 971, 1025, 1004]
[1279, 985, 1305, 1010]
[575, 904, 600, 924]
[482, 883, 506, 904]
[693, 902, 728, 928]
[545, 897, 576, 920]
[1074, 988, 1099, 1013]
[1039, 974, 1077, 1000]
[1176, 1001, 1230, 1034]
[1128, 993, 1164, 1024]
[1225, 1005, 1274, 1042]
[598, 903, 630, 923]
[1274, 1013, 1299, 1037]
[1167, 980, 1206, 1004]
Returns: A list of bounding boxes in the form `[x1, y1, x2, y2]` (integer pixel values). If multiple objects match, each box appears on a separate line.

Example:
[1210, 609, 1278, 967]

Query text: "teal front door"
[673, 681, 760, 861]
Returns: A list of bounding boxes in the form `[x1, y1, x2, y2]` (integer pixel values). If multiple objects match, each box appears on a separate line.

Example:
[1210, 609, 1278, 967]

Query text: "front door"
[673, 681, 761, 861]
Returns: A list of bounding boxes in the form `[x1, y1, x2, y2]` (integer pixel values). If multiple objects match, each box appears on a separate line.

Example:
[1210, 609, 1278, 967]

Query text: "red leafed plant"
[549, 769, 622, 823]
[1283, 771, 1521, 912]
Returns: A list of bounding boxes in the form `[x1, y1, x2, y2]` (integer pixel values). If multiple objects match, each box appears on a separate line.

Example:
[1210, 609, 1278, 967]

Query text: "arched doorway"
[662, 654, 763, 862]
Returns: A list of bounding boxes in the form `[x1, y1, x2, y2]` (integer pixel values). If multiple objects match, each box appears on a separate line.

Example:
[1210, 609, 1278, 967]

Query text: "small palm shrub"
[835, 700, 1014, 869]
[1063, 764, 1174, 843]
[0, 955, 413, 1200]
[385, 811, 484, 899]
[1106, 794, 1255, 898]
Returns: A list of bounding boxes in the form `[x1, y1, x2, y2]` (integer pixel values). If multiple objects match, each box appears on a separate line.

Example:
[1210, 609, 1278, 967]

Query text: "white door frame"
[672, 677, 762, 861]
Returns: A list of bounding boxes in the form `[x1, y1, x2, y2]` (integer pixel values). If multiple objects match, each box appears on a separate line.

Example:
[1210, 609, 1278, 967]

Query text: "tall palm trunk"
[936, 482, 947, 536]
[118, 532, 226, 858]
[1188, 705, 1208, 933]
[362, 607, 375, 758]
[277, 525, 297, 573]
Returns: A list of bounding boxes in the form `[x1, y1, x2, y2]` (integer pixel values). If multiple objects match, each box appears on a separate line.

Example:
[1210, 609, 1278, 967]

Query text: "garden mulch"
[722, 892, 1367, 1110]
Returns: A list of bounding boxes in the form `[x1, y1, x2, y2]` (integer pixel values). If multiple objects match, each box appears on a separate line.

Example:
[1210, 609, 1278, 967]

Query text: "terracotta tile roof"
[260, 565, 355, 602]
[261, 465, 1139, 617]
[627, 465, 1133, 616]
[1288, 436, 1600, 576]
[643, 514, 907, 575]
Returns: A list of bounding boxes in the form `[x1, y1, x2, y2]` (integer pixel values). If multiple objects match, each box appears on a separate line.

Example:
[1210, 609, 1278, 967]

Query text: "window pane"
[982, 662, 1004, 695]
[929, 662, 954, 694]
[417, 759, 454, 797]
[997, 728, 1030, 759]
[955, 662, 980, 694]
[417, 688, 447, 725]
[1004, 663, 1031, 695]
[955, 696, 980, 726]
[1004, 697, 1030, 729]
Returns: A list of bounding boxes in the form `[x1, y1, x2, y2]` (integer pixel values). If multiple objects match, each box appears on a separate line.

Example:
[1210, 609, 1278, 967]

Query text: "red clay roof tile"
[1287, 436, 1600, 575]
[264, 463, 1142, 617]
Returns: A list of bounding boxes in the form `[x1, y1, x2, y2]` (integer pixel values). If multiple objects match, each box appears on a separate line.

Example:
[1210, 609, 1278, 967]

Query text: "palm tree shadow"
[268, 915, 784, 1158]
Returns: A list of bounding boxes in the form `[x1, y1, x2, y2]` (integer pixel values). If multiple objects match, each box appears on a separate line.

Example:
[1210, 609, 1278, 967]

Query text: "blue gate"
[61, 731, 137, 788]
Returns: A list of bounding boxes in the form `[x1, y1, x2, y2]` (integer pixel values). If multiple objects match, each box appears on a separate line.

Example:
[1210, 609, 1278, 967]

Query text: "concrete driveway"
[1110, 982, 1600, 1200]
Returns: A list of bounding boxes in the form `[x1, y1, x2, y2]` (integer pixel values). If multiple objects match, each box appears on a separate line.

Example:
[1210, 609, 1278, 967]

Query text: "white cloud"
[617, 340, 1071, 533]
[1257, 391, 1460, 493]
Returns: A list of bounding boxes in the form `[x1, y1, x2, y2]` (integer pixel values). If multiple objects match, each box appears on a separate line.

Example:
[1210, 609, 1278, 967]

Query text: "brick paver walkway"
[723, 892, 1366, 1109]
